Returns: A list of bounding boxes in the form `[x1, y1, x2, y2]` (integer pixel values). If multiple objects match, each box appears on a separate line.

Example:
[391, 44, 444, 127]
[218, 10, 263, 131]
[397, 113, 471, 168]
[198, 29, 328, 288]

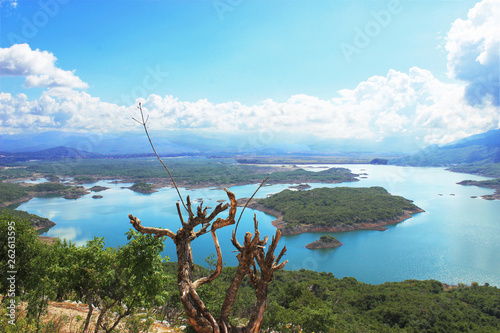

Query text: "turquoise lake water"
[17, 165, 500, 286]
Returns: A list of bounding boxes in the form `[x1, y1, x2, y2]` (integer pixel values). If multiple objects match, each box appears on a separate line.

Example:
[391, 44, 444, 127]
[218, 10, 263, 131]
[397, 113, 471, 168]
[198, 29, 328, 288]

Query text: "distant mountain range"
[389, 129, 500, 177]
[0, 146, 103, 163]
[1, 129, 499, 176]
[0, 130, 425, 156]
[0, 131, 200, 155]
[390, 129, 500, 166]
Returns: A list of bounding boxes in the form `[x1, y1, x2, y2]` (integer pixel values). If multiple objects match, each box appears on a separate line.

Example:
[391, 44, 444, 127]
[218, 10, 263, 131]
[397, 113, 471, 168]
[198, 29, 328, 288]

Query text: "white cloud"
[0, 44, 88, 89]
[0, 89, 128, 133]
[446, 0, 500, 105]
[2, 68, 498, 148]
[0, 0, 18, 8]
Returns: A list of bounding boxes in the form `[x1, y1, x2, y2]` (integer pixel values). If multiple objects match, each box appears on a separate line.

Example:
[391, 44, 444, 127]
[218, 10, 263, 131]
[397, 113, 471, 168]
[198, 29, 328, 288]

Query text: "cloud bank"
[1, 66, 498, 147]
[446, 0, 500, 105]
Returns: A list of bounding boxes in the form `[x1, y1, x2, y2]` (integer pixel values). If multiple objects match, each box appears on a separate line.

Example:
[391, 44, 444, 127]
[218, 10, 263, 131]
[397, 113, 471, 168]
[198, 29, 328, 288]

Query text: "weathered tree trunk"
[82, 293, 94, 333]
[176, 237, 220, 332]
[130, 186, 287, 333]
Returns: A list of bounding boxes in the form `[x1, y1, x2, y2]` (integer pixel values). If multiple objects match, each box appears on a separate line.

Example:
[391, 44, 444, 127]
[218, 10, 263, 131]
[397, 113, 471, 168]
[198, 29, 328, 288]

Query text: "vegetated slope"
[262, 270, 500, 332]
[164, 263, 500, 332]
[0, 207, 55, 230]
[0, 182, 29, 204]
[259, 187, 421, 231]
[391, 129, 500, 177]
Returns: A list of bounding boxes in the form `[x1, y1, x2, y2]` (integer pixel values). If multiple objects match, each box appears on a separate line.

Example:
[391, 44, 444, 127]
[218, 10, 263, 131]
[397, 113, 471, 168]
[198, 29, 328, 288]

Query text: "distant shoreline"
[457, 180, 500, 200]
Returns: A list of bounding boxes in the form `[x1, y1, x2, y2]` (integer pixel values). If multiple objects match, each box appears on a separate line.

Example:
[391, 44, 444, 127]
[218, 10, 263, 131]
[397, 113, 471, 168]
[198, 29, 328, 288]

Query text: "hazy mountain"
[0, 131, 200, 155]
[3, 129, 499, 160]
[0, 146, 103, 163]
[390, 129, 500, 167]
[0, 129, 416, 157]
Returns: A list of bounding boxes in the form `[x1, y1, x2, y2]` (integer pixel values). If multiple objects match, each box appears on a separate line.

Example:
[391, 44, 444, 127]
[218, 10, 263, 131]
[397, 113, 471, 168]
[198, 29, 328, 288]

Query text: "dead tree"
[128, 103, 287, 332]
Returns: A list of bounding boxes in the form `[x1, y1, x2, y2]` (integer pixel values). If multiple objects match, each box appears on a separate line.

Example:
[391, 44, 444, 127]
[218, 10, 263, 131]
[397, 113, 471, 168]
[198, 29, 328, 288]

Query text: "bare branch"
[192, 188, 238, 289]
[131, 117, 142, 124]
[192, 229, 223, 289]
[206, 202, 229, 222]
[186, 195, 194, 219]
[211, 188, 237, 231]
[234, 177, 269, 234]
[135, 103, 188, 212]
[275, 244, 287, 266]
[176, 202, 186, 227]
[230, 231, 243, 252]
[194, 222, 210, 238]
[265, 231, 281, 266]
[128, 214, 176, 239]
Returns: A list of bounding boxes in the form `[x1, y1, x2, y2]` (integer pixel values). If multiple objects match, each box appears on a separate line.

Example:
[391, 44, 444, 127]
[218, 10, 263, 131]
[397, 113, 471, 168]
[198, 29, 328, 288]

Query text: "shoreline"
[457, 180, 500, 200]
[0, 188, 90, 208]
[238, 199, 425, 236]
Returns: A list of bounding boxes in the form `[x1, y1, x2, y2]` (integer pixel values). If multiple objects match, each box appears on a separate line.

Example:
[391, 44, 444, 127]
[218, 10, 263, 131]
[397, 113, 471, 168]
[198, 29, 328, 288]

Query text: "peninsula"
[0, 182, 90, 207]
[458, 178, 500, 200]
[239, 187, 424, 236]
[0, 207, 56, 231]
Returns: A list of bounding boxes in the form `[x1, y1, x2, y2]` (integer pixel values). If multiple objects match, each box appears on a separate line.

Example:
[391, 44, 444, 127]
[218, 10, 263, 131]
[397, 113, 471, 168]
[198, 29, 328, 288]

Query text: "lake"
[17, 164, 500, 287]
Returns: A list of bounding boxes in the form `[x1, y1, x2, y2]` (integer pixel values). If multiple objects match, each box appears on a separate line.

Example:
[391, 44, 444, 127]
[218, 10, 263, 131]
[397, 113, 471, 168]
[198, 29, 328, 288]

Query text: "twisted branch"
[128, 214, 175, 239]
[192, 188, 238, 290]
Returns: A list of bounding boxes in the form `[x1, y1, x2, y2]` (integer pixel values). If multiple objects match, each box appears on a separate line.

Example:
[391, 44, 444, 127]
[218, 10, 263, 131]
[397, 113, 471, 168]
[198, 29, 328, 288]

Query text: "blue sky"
[0, 0, 499, 152]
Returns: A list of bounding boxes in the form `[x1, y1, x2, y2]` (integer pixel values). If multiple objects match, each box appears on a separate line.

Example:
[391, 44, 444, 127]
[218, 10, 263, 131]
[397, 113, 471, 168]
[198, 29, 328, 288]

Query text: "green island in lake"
[240, 186, 424, 237]
[306, 234, 344, 249]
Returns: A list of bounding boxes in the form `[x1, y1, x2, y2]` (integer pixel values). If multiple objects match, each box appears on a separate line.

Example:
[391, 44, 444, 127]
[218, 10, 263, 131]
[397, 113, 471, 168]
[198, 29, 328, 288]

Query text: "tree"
[129, 103, 288, 332]
[68, 233, 169, 333]
[91, 230, 169, 333]
[71, 237, 114, 333]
